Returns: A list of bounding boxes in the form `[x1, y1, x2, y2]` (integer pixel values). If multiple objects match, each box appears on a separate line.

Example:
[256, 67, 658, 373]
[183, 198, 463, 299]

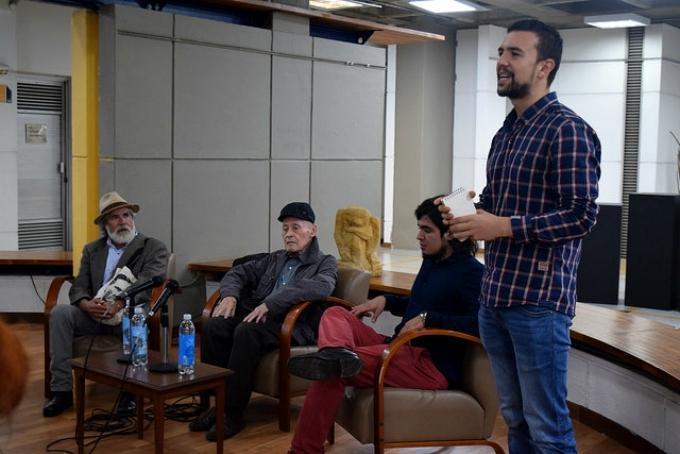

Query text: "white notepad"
[442, 187, 477, 218]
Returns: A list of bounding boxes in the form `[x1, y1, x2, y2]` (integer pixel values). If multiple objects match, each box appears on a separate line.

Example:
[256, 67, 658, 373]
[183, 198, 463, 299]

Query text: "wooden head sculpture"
[0, 320, 29, 417]
[334, 206, 382, 276]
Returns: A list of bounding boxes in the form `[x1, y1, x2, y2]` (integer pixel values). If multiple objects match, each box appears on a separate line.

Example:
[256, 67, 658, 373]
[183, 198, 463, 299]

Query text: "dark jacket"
[220, 237, 337, 344]
[385, 253, 483, 387]
[69, 233, 169, 308]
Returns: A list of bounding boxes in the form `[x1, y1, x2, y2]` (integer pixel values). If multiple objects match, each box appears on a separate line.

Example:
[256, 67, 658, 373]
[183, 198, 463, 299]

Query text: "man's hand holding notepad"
[441, 188, 477, 242]
[442, 187, 477, 218]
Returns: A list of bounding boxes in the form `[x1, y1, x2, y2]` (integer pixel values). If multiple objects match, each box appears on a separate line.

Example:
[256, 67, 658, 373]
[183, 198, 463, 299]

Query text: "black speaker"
[577, 203, 621, 305]
[625, 193, 680, 310]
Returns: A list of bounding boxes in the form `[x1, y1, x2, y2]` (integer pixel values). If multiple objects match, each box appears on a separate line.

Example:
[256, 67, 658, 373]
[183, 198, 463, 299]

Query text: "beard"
[421, 246, 449, 262]
[497, 75, 531, 99]
[106, 224, 136, 245]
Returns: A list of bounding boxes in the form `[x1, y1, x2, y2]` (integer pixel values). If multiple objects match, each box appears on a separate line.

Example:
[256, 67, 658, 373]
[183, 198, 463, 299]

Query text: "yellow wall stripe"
[71, 10, 99, 274]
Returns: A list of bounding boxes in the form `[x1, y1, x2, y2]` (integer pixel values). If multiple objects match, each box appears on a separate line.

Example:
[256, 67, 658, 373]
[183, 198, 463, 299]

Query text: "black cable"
[45, 407, 154, 454]
[87, 332, 138, 454]
[162, 395, 204, 422]
[29, 274, 47, 305]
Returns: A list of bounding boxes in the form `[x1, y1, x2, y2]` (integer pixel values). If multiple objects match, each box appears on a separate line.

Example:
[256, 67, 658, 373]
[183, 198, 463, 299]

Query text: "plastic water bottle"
[121, 304, 131, 355]
[131, 306, 148, 367]
[178, 314, 195, 375]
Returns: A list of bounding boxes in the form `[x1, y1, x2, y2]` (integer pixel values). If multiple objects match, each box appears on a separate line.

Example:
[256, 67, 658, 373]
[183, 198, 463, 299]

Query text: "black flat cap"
[278, 202, 315, 223]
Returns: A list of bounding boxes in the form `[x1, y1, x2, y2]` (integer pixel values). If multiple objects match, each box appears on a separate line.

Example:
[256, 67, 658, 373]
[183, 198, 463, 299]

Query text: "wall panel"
[115, 35, 172, 158]
[272, 56, 311, 160]
[174, 43, 271, 159]
[312, 63, 384, 160]
[311, 160, 382, 256]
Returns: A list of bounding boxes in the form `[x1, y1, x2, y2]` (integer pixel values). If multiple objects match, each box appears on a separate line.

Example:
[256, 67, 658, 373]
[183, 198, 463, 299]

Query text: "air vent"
[17, 82, 64, 112]
[18, 219, 64, 250]
[620, 27, 644, 258]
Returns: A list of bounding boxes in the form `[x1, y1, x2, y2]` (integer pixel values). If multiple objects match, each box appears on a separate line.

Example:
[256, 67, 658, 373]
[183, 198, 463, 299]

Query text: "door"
[16, 80, 69, 250]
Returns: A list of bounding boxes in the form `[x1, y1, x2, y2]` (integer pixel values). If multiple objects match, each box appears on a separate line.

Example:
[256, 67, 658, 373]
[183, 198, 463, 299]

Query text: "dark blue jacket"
[385, 253, 483, 387]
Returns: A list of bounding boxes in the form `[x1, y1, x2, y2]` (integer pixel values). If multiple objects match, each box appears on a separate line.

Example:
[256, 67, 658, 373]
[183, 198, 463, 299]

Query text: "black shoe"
[288, 347, 362, 381]
[43, 391, 73, 417]
[189, 406, 216, 432]
[205, 415, 245, 442]
[115, 392, 136, 417]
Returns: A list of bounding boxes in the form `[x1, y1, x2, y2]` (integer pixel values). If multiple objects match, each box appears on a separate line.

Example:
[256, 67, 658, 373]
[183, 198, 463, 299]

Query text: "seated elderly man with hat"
[192, 202, 337, 441]
[43, 192, 169, 417]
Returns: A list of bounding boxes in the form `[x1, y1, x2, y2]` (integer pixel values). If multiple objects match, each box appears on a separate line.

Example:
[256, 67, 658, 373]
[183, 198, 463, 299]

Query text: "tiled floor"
[379, 247, 680, 329]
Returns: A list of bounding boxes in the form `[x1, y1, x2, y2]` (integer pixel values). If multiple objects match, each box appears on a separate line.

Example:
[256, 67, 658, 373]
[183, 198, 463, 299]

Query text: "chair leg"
[278, 394, 291, 432]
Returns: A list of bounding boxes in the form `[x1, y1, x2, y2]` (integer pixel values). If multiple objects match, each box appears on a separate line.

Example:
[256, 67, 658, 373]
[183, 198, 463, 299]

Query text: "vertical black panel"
[577, 204, 621, 304]
[625, 194, 680, 310]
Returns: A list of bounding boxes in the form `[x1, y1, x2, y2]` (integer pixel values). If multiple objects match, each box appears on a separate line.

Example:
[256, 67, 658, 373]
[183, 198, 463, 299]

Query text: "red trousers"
[290, 306, 448, 454]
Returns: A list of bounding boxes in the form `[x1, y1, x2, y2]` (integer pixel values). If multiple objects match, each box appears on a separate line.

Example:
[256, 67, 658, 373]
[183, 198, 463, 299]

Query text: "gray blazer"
[69, 233, 169, 307]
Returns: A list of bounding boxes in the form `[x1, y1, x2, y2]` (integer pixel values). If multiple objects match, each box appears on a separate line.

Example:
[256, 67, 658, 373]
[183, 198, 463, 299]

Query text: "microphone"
[119, 275, 164, 300]
[147, 279, 180, 318]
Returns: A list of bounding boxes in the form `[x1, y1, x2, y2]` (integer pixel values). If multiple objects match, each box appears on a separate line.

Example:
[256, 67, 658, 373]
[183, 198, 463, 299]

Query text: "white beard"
[106, 224, 136, 245]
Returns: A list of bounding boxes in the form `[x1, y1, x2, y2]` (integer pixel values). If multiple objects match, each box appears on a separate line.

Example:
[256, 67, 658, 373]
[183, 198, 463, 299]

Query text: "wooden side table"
[71, 351, 232, 454]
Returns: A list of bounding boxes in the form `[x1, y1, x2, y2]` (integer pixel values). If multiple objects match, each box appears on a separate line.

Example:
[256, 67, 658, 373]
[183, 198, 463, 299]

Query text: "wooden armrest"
[278, 296, 357, 387]
[202, 289, 222, 321]
[279, 296, 356, 350]
[376, 329, 480, 387]
[44, 276, 74, 317]
[372, 329, 481, 444]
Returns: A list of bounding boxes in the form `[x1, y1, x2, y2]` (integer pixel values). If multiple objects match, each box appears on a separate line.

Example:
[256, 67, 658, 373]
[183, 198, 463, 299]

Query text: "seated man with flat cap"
[192, 202, 337, 441]
[43, 192, 169, 417]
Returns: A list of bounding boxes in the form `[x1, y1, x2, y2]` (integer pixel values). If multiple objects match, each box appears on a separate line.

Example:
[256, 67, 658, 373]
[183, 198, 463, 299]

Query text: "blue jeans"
[479, 304, 576, 454]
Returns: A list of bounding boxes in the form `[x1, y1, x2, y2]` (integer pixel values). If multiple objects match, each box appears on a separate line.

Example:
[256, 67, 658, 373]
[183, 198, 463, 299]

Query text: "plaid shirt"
[478, 92, 601, 317]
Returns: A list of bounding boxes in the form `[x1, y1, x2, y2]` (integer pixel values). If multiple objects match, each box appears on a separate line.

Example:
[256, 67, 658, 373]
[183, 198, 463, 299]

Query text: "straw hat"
[93, 192, 140, 224]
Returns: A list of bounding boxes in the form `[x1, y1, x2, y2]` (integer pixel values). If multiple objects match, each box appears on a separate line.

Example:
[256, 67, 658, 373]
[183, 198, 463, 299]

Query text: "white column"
[452, 25, 506, 197]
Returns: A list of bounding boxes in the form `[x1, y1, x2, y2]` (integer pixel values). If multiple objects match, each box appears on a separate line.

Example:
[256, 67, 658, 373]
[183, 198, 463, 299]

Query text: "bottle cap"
[183, 314, 191, 320]
[134, 306, 144, 314]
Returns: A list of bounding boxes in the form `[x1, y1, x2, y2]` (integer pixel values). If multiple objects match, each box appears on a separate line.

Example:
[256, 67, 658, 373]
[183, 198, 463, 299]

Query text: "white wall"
[569, 348, 680, 453]
[392, 31, 455, 248]
[16, 0, 74, 76]
[452, 24, 680, 205]
[554, 28, 627, 204]
[0, 1, 74, 252]
[452, 25, 506, 198]
[640, 24, 680, 194]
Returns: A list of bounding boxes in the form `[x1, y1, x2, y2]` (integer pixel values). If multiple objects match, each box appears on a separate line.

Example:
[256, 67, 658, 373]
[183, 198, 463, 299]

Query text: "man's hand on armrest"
[213, 296, 237, 318]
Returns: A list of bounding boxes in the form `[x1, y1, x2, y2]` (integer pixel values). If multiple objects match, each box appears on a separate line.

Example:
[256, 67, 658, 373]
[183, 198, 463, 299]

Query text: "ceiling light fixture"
[409, 0, 479, 14]
[309, 0, 365, 10]
[584, 13, 650, 29]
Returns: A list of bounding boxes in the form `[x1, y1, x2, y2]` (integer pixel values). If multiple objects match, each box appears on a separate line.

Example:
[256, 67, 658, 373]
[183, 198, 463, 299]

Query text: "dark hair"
[508, 19, 563, 86]
[415, 196, 477, 257]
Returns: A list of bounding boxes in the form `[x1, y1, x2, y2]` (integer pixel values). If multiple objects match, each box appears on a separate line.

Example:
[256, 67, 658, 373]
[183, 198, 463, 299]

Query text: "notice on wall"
[25, 123, 47, 144]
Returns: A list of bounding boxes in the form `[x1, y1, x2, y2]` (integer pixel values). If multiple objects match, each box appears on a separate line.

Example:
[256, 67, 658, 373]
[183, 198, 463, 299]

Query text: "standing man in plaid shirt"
[443, 19, 600, 453]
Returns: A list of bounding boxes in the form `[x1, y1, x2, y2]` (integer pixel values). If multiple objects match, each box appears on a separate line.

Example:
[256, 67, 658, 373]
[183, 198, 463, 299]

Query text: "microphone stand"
[148, 281, 179, 373]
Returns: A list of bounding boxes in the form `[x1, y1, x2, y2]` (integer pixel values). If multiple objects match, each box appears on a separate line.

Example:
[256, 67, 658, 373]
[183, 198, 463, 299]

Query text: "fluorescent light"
[584, 13, 650, 29]
[309, 0, 364, 10]
[410, 0, 477, 14]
